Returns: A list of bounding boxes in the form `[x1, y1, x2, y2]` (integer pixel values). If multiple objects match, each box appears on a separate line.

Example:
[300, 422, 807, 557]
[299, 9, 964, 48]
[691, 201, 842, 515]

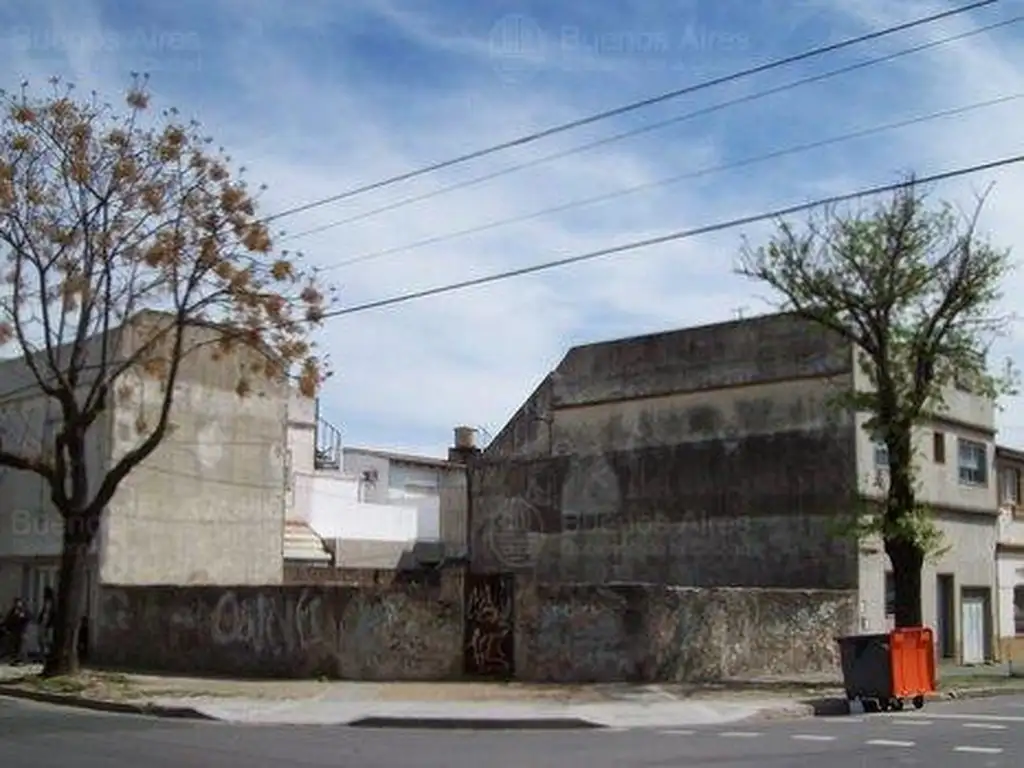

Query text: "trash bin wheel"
[891, 698, 904, 712]
[863, 698, 881, 713]
[912, 695, 925, 710]
[879, 699, 891, 712]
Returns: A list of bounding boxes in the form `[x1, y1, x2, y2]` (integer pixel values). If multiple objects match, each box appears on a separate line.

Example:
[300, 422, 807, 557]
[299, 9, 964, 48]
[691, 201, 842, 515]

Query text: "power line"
[322, 92, 1023, 270]
[261, 1, 997, 224]
[319, 153, 1024, 318]
[282, 15, 1022, 248]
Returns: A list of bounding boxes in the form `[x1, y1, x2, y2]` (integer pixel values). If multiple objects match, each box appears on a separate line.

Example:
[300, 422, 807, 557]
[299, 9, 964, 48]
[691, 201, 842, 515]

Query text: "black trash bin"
[837, 633, 894, 712]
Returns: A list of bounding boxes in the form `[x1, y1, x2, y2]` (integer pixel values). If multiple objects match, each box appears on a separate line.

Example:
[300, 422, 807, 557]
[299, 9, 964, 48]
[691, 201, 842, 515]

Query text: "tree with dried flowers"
[0, 76, 332, 676]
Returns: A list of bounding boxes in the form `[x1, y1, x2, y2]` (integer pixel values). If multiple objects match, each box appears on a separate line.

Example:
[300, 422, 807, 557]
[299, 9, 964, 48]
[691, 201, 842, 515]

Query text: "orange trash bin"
[837, 626, 936, 711]
[890, 626, 936, 704]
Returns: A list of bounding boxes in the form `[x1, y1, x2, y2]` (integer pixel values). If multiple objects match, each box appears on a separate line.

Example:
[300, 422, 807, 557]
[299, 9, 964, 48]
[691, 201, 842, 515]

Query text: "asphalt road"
[1, 693, 1023, 767]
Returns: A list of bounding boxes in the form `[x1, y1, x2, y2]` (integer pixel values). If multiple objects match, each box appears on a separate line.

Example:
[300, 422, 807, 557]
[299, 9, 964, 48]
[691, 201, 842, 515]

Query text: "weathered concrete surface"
[93, 570, 463, 680]
[515, 583, 857, 683]
[469, 313, 860, 589]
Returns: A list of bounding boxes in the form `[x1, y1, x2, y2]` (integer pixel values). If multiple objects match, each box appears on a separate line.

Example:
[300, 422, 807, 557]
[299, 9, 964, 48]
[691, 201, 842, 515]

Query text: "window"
[1015, 586, 1024, 636]
[1000, 467, 1021, 506]
[958, 439, 988, 486]
[874, 440, 889, 468]
[933, 431, 945, 463]
[885, 572, 895, 617]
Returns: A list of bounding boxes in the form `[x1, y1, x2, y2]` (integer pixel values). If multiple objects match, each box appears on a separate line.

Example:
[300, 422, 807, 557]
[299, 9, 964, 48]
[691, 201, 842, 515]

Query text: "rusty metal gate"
[463, 572, 514, 678]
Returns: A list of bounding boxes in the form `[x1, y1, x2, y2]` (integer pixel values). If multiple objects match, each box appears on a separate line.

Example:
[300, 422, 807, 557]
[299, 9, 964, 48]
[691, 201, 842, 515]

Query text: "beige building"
[855, 375, 1000, 664]
[0, 312, 292, 649]
[472, 312, 999, 664]
[994, 445, 1024, 664]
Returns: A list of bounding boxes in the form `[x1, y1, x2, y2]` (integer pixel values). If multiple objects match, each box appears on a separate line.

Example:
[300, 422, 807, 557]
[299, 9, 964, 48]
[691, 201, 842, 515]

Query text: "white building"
[285, 395, 457, 569]
[994, 445, 1024, 665]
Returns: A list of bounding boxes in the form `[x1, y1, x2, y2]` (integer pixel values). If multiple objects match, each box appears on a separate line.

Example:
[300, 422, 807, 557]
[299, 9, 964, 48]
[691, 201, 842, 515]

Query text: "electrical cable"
[280, 15, 1022, 248]
[261, 1, 997, 224]
[319, 153, 1024, 318]
[325, 92, 1024, 270]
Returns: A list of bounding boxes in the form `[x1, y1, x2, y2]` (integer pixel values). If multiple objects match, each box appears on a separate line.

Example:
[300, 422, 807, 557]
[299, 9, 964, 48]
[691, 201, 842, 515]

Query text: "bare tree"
[737, 179, 1014, 628]
[0, 76, 333, 675]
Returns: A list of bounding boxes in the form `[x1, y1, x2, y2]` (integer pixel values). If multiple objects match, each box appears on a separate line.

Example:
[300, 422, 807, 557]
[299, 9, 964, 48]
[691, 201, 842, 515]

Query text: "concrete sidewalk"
[140, 691, 811, 728]
[3, 664, 1023, 729]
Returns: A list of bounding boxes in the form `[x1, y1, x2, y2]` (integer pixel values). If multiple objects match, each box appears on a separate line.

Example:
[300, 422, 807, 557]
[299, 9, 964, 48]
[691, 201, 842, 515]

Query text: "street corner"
[0, 682, 215, 720]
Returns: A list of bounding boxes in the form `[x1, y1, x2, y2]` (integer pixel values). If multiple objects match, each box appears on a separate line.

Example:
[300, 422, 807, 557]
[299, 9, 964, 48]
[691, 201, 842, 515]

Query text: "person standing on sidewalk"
[38, 587, 55, 660]
[2, 597, 30, 665]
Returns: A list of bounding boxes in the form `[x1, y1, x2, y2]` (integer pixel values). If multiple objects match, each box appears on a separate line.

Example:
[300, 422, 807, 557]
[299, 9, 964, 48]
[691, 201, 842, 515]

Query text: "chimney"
[448, 426, 480, 463]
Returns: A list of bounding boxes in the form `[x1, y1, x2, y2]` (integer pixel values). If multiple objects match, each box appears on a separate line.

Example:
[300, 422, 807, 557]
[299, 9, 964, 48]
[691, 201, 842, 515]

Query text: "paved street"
[2, 692, 1023, 766]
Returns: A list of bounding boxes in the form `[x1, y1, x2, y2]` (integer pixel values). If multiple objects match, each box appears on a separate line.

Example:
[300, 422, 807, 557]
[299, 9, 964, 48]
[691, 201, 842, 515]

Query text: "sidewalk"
[2, 664, 1023, 729]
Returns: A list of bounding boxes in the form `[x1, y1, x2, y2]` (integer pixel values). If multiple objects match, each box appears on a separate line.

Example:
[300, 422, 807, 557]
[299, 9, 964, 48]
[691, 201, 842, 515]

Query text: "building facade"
[994, 445, 1024, 664]
[469, 312, 1000, 663]
[855, 372, 1000, 664]
[0, 312, 292, 653]
[284, 397, 462, 570]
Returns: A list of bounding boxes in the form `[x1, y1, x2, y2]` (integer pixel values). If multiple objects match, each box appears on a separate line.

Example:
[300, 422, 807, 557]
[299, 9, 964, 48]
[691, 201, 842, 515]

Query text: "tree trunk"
[885, 536, 925, 628]
[43, 514, 92, 677]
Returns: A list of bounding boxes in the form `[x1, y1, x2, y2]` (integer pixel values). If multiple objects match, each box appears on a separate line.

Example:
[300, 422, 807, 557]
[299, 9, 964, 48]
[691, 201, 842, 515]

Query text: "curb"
[807, 684, 1024, 716]
[347, 716, 604, 730]
[0, 685, 214, 720]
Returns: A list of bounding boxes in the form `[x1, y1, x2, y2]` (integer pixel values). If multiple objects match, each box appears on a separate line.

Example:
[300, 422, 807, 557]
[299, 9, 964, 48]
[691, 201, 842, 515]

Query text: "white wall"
[294, 470, 440, 543]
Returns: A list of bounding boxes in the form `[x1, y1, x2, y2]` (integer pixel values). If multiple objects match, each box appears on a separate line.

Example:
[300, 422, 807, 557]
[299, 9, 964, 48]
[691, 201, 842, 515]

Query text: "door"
[936, 574, 955, 659]
[463, 572, 514, 678]
[961, 595, 986, 665]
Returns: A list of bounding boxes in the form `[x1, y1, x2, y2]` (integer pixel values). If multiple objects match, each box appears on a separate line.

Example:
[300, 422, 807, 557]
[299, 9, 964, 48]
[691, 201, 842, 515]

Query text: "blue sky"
[2, 0, 1023, 456]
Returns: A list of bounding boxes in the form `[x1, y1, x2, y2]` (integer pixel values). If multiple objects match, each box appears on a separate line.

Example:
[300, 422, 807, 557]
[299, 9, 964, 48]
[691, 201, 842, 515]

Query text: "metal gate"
[463, 572, 514, 678]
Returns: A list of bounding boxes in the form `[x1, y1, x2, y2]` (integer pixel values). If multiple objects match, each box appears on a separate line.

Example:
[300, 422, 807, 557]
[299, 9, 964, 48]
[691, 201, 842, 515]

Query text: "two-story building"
[470, 312, 1000, 664]
[994, 445, 1024, 664]
[0, 311, 293, 654]
[857, 370, 1000, 664]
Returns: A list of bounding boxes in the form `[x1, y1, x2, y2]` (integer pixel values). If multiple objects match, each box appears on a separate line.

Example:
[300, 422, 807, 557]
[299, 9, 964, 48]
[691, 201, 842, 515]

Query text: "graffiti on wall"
[210, 589, 325, 657]
[338, 591, 447, 679]
[464, 573, 513, 676]
[534, 588, 632, 679]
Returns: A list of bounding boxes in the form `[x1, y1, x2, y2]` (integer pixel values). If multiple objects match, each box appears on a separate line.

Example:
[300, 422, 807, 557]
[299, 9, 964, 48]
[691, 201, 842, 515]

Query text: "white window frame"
[958, 439, 988, 486]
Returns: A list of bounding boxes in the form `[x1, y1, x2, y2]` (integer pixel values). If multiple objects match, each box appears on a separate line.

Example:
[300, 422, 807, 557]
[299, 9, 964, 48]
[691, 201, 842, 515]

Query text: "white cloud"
[2, 0, 1024, 454]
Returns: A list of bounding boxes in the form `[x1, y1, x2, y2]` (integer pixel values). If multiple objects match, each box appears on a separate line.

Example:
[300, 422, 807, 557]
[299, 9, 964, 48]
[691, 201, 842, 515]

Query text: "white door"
[961, 596, 986, 665]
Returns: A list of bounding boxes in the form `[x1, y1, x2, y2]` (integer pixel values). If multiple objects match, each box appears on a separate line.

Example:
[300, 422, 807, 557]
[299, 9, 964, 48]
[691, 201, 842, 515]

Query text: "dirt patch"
[0, 671, 140, 701]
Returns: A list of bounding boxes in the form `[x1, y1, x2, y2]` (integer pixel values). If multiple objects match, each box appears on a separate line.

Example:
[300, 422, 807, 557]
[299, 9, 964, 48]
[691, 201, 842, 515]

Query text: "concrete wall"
[93, 573, 464, 679]
[515, 582, 858, 682]
[472, 314, 860, 589]
[859, 511, 999, 660]
[342, 448, 450, 503]
[100, 320, 288, 586]
[91, 573, 856, 683]
[439, 468, 468, 558]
